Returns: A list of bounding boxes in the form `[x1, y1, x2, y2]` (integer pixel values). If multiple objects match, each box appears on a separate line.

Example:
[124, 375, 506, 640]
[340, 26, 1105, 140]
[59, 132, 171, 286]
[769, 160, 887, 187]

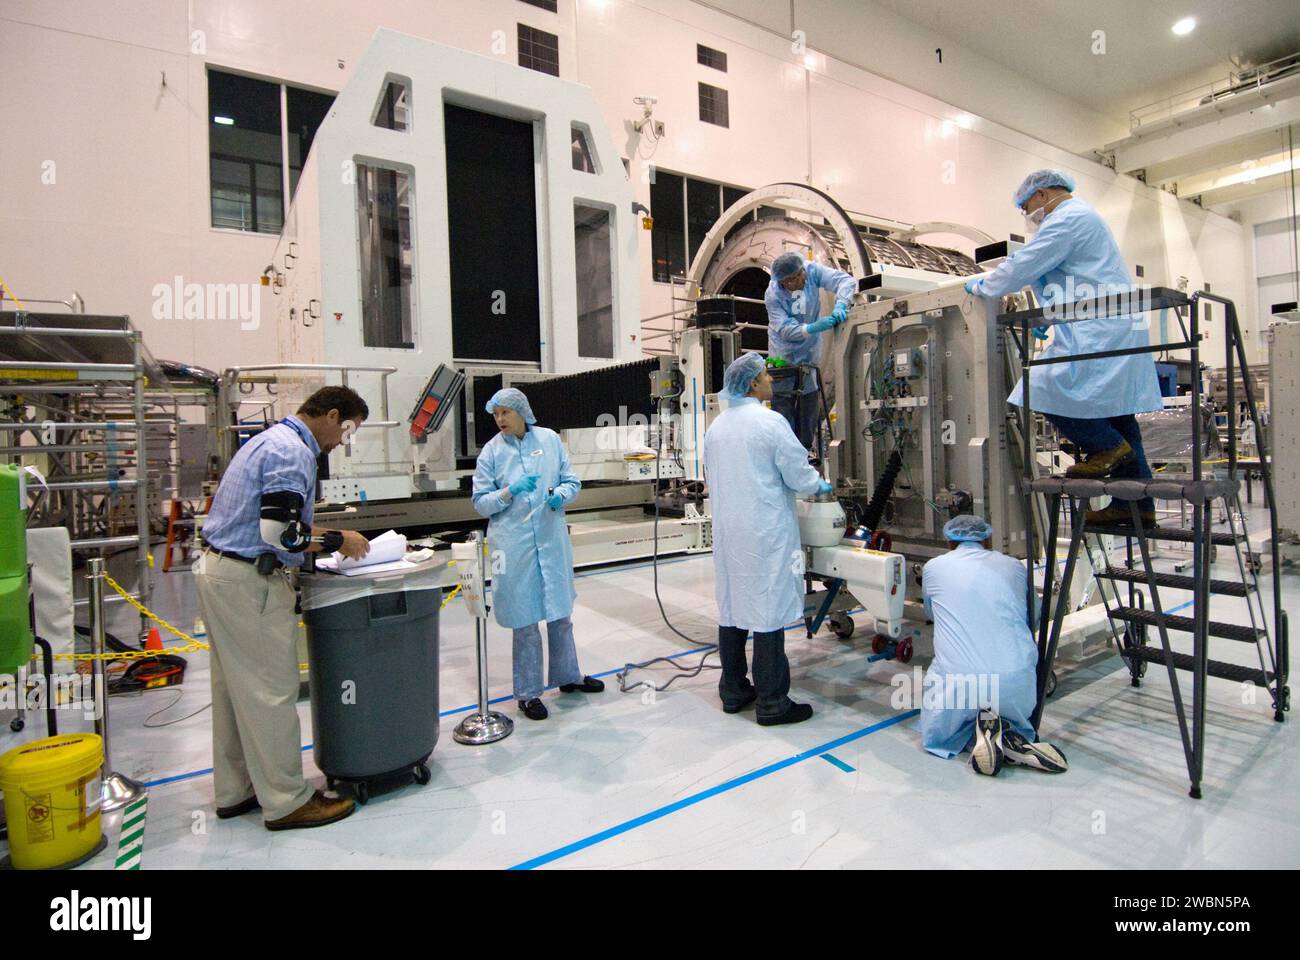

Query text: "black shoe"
[757, 702, 814, 726]
[559, 676, 605, 693]
[1002, 727, 1069, 773]
[722, 690, 757, 714]
[216, 795, 260, 819]
[519, 698, 548, 720]
[971, 710, 1005, 777]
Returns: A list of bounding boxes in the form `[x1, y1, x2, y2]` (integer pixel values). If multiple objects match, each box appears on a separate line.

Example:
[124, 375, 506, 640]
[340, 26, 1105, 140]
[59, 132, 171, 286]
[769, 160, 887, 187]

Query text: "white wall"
[0, 0, 1260, 373]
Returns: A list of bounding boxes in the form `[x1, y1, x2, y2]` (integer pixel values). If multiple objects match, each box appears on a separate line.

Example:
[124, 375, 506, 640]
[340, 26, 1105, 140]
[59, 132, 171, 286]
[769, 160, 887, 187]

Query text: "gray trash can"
[301, 566, 443, 804]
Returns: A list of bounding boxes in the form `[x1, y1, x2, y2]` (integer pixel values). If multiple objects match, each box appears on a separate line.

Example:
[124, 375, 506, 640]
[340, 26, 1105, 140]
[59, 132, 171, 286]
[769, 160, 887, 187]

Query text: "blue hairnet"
[943, 514, 993, 543]
[485, 387, 536, 425]
[1013, 169, 1076, 208]
[721, 352, 766, 401]
[771, 253, 805, 282]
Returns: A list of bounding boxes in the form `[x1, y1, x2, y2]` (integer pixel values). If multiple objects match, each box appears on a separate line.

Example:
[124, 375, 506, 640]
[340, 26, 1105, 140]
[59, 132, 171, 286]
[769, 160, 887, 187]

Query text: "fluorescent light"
[213, 115, 235, 125]
[804, 54, 817, 69]
[1172, 17, 1197, 36]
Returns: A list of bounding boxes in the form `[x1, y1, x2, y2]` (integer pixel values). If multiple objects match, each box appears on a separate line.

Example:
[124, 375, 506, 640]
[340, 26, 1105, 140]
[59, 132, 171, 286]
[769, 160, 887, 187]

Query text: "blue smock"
[971, 197, 1162, 419]
[703, 397, 824, 632]
[471, 426, 581, 629]
[765, 259, 857, 392]
[920, 543, 1039, 757]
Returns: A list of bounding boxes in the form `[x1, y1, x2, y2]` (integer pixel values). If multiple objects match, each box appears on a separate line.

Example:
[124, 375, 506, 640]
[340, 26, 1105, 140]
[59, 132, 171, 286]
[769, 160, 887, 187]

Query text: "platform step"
[1123, 645, 1274, 687]
[1097, 567, 1251, 597]
[1089, 524, 1245, 547]
[1110, 606, 1265, 643]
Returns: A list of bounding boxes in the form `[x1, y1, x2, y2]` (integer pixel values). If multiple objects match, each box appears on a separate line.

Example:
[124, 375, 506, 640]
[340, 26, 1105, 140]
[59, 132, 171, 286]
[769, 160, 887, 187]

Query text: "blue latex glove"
[508, 475, 538, 496]
[805, 316, 836, 335]
[547, 492, 564, 510]
[830, 301, 849, 324]
[817, 480, 833, 495]
[1032, 325, 1049, 341]
[964, 278, 981, 295]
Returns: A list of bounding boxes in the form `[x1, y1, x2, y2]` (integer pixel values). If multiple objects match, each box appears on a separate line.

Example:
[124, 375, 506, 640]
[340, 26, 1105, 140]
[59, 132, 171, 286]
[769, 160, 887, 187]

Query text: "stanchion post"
[452, 533, 514, 745]
[87, 557, 147, 811]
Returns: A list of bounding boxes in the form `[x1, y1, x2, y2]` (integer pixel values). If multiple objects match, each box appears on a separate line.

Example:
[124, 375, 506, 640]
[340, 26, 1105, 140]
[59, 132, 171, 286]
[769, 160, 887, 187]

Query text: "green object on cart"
[0, 464, 32, 675]
[765, 356, 790, 368]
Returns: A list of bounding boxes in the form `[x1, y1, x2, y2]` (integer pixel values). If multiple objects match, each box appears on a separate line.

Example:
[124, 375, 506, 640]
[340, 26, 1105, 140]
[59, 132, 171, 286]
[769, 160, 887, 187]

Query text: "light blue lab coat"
[971, 197, 1162, 419]
[920, 542, 1039, 757]
[765, 259, 858, 393]
[472, 426, 581, 630]
[703, 397, 824, 632]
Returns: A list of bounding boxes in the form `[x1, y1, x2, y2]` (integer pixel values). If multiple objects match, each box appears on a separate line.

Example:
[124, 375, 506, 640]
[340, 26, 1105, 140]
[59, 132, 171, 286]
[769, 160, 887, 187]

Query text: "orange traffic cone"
[145, 627, 164, 651]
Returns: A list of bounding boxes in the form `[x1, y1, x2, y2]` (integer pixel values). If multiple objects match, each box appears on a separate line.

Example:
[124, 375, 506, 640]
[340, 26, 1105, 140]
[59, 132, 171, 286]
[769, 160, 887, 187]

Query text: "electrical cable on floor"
[617, 393, 719, 694]
[143, 689, 212, 728]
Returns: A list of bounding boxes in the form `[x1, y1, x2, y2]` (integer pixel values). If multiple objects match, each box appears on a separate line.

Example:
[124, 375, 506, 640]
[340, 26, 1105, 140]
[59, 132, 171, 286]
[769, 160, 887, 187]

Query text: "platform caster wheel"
[829, 613, 855, 640]
[1045, 670, 1058, 698]
[871, 634, 887, 655]
[413, 762, 432, 786]
[895, 637, 913, 664]
[354, 781, 369, 806]
[9, 718, 24, 732]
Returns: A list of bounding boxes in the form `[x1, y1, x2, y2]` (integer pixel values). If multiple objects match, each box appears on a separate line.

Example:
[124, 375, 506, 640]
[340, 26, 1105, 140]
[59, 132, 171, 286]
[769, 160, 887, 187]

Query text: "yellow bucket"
[0, 734, 105, 870]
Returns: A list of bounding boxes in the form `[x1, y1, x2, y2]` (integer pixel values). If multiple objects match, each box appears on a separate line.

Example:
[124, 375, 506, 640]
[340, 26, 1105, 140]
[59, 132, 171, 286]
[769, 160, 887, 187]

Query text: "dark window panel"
[287, 85, 335, 199]
[650, 171, 685, 284]
[697, 44, 727, 72]
[699, 82, 729, 128]
[686, 177, 721, 269]
[518, 23, 560, 77]
[518, 0, 558, 11]
[208, 68, 283, 233]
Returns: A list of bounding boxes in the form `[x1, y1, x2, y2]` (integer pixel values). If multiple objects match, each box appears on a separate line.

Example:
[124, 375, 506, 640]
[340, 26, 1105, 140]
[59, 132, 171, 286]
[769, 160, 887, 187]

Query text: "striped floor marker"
[115, 795, 148, 870]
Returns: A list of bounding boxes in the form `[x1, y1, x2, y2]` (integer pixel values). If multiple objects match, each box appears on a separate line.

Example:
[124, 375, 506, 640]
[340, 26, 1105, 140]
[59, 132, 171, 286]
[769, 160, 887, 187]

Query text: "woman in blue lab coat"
[471, 388, 603, 721]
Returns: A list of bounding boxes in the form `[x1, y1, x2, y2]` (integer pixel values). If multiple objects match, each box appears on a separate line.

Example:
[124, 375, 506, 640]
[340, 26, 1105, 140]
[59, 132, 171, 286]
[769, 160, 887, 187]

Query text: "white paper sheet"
[315, 529, 408, 574]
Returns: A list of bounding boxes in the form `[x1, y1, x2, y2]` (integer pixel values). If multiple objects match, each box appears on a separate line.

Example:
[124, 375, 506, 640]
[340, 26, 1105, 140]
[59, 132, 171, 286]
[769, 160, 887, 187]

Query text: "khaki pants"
[195, 551, 314, 821]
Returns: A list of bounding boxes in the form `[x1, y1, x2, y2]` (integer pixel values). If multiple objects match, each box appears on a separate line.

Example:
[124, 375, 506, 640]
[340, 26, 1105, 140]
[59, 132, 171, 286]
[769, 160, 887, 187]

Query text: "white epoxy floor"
[2, 511, 1298, 870]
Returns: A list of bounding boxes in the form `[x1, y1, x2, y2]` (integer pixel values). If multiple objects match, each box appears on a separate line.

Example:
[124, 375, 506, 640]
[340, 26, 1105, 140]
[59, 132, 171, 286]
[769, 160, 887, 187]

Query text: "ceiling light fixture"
[213, 116, 234, 125]
[1171, 17, 1197, 36]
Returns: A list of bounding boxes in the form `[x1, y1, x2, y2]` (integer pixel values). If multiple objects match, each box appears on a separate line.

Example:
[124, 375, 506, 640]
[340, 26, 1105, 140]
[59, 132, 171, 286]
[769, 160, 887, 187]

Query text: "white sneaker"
[970, 710, 1004, 776]
[1002, 727, 1068, 773]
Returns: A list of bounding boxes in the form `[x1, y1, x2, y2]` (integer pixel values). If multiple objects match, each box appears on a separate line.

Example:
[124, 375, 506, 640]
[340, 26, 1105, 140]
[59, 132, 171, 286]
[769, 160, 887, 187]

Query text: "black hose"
[862, 450, 903, 531]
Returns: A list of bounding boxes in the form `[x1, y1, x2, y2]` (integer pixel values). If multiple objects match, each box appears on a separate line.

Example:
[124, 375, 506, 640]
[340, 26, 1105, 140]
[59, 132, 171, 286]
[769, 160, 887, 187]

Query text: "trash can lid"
[299, 557, 452, 611]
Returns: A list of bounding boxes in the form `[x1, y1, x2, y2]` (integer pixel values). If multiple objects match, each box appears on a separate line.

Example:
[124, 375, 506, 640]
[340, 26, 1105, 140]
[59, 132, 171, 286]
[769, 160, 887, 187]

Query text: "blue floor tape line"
[507, 709, 920, 870]
[820, 753, 856, 773]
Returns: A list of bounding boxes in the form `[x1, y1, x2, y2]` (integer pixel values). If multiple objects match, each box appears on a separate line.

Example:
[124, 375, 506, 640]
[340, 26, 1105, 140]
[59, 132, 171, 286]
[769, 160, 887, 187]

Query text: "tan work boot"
[1084, 504, 1156, 527]
[1065, 440, 1135, 479]
[265, 790, 356, 832]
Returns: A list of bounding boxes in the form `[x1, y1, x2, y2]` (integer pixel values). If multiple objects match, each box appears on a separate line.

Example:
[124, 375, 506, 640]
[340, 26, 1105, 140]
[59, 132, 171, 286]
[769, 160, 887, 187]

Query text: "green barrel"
[0, 465, 32, 674]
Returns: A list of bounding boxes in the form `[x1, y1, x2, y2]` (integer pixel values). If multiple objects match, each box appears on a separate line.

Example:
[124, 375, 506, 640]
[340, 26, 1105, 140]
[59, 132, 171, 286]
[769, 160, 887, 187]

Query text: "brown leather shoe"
[1065, 440, 1135, 479]
[264, 790, 356, 832]
[216, 795, 260, 819]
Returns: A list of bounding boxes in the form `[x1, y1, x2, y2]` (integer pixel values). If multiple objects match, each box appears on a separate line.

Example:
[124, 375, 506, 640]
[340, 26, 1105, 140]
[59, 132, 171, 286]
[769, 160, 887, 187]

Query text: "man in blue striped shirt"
[197, 386, 370, 831]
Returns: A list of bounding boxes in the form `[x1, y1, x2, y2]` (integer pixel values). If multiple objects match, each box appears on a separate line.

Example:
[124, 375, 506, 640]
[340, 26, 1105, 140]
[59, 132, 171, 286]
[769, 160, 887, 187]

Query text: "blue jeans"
[1046, 413, 1154, 512]
[770, 379, 819, 452]
[512, 616, 583, 701]
[717, 625, 794, 719]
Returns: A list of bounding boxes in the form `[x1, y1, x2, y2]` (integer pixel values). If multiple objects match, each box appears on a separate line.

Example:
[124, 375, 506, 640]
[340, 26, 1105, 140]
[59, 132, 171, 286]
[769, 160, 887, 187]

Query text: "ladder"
[1002, 287, 1290, 798]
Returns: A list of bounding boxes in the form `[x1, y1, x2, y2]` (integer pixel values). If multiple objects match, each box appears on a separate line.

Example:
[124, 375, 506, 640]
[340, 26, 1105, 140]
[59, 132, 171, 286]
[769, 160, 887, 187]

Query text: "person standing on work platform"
[197, 385, 371, 831]
[472, 387, 604, 722]
[965, 169, 1162, 526]
[765, 251, 857, 452]
[704, 353, 829, 726]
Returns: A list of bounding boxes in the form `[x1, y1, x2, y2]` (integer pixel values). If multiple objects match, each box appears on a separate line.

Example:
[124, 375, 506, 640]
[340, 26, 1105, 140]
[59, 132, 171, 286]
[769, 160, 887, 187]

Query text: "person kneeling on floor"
[920, 514, 1068, 777]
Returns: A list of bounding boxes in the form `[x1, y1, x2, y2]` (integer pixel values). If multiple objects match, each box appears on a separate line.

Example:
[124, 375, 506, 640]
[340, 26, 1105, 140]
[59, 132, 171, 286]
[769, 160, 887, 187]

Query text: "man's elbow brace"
[260, 491, 310, 551]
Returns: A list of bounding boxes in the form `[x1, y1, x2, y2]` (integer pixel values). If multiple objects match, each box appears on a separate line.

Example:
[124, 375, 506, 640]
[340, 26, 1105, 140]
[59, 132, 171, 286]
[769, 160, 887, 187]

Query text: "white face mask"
[1024, 205, 1048, 234]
